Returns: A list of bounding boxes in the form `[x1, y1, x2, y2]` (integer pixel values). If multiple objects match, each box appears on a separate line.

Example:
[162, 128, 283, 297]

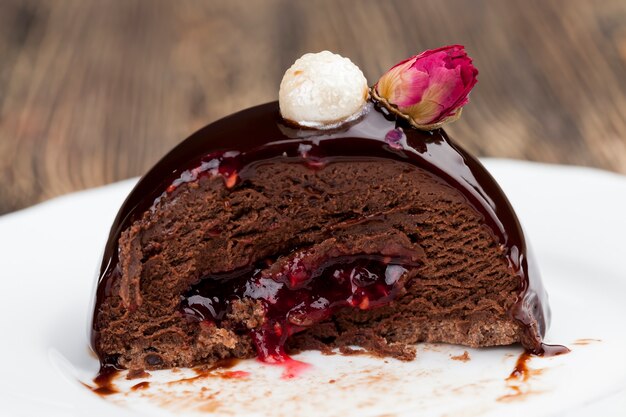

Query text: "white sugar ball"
[279, 51, 369, 128]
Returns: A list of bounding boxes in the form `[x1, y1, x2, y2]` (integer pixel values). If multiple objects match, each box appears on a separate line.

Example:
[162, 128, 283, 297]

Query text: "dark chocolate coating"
[91, 101, 549, 354]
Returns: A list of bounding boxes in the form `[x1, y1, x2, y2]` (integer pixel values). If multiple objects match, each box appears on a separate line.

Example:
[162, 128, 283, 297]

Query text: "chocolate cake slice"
[91, 49, 550, 371]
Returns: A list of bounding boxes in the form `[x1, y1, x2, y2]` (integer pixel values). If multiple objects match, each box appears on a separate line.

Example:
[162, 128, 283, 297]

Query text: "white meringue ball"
[279, 51, 369, 128]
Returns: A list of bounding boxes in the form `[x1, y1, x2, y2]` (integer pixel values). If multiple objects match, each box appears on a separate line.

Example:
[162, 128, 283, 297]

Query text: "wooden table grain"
[1, 0, 625, 215]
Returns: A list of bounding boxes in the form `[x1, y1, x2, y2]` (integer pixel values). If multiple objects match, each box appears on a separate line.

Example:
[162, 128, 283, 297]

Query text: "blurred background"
[0, 0, 625, 215]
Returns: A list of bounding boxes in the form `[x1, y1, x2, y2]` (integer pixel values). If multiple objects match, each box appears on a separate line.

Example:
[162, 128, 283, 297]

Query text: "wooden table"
[1, 0, 625, 215]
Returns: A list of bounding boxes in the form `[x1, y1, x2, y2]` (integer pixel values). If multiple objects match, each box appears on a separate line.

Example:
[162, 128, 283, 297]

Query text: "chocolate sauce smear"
[89, 365, 120, 396]
[500, 343, 570, 401]
[90, 358, 242, 395]
[509, 344, 570, 382]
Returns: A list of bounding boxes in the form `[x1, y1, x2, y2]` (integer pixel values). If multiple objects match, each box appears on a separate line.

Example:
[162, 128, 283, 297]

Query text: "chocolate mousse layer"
[91, 102, 549, 370]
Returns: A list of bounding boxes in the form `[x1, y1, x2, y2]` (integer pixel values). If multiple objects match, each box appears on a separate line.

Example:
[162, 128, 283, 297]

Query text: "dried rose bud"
[372, 45, 478, 130]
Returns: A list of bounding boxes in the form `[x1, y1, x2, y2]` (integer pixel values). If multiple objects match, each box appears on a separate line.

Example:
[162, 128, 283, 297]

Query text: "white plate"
[1, 159, 625, 417]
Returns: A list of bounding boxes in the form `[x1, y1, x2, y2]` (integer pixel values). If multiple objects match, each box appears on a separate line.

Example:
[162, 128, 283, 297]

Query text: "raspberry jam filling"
[181, 254, 415, 363]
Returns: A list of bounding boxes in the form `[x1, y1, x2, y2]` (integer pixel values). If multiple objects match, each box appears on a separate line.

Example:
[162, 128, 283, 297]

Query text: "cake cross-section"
[91, 49, 550, 371]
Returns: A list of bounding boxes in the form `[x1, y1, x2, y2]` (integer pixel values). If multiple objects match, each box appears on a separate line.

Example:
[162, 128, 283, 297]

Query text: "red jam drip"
[181, 256, 411, 363]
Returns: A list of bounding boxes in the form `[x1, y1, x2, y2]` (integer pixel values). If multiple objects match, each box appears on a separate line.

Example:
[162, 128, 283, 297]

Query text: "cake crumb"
[126, 369, 151, 380]
[130, 381, 150, 391]
[450, 351, 471, 362]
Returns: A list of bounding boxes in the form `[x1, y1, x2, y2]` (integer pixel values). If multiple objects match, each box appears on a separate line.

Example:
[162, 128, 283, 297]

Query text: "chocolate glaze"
[91, 101, 550, 359]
